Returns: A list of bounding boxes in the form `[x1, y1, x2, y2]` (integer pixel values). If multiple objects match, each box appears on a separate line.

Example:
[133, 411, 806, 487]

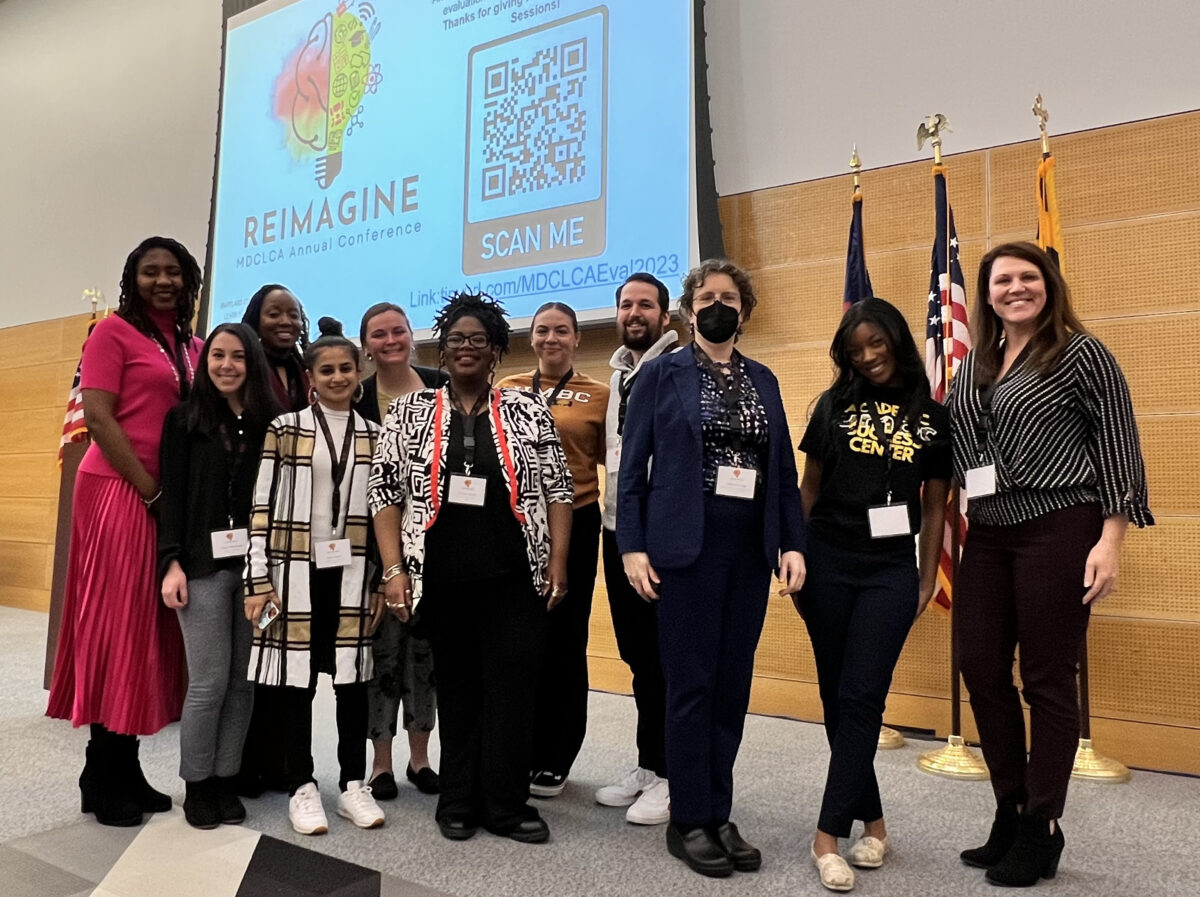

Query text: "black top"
[354, 366, 447, 424]
[949, 333, 1153, 528]
[423, 409, 527, 584]
[696, 350, 769, 493]
[800, 386, 951, 551]
[157, 403, 266, 580]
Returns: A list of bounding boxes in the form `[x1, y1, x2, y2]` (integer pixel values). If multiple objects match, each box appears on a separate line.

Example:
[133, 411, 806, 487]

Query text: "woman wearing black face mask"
[617, 259, 807, 878]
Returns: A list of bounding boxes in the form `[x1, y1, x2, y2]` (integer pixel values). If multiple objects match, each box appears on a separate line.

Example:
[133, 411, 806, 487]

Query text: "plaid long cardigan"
[245, 406, 380, 687]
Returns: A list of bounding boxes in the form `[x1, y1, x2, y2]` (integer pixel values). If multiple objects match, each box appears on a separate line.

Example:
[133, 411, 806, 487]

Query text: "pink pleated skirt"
[46, 471, 185, 735]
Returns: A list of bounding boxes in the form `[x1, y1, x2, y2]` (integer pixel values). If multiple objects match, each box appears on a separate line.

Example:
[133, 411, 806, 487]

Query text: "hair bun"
[317, 316, 344, 337]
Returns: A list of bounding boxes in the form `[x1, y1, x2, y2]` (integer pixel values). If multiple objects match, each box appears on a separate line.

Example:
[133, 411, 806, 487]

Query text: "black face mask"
[694, 301, 739, 343]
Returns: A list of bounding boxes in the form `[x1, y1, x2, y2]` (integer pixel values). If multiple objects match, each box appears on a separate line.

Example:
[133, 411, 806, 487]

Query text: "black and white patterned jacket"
[367, 386, 574, 600]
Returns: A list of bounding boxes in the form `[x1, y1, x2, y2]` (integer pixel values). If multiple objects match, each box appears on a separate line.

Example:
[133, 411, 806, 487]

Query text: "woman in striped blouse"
[949, 242, 1152, 888]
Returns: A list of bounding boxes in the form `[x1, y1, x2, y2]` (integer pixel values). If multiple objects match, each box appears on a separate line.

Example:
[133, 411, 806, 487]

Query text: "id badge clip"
[715, 466, 757, 499]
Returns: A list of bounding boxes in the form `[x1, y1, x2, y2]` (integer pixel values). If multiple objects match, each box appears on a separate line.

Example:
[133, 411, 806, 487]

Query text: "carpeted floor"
[1, 604, 1195, 896]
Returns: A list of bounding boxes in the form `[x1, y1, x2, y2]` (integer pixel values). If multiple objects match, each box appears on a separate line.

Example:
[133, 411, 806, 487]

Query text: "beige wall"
[3, 112, 1197, 772]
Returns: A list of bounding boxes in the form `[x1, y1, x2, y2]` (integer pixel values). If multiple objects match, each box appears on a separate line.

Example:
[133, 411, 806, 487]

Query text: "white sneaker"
[337, 780, 385, 829]
[289, 782, 328, 835]
[625, 778, 670, 825]
[595, 767, 660, 807]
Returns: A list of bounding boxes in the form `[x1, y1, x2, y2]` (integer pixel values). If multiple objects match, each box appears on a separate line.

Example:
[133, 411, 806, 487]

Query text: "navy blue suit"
[615, 343, 805, 827]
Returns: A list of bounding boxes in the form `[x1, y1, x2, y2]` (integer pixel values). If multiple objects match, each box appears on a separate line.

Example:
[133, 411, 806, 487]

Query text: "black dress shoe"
[711, 821, 762, 871]
[493, 816, 550, 844]
[437, 815, 478, 841]
[369, 771, 399, 801]
[406, 764, 440, 795]
[666, 823, 735, 878]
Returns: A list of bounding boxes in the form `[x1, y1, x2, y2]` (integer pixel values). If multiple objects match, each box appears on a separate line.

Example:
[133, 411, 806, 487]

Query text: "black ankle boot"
[985, 815, 1065, 887]
[118, 737, 172, 814]
[79, 737, 143, 827]
[183, 779, 221, 830]
[214, 776, 247, 825]
[961, 798, 1020, 868]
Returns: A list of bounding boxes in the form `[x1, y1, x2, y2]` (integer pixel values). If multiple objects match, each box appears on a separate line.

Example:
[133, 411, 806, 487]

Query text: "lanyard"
[150, 326, 193, 400]
[694, 346, 744, 453]
[532, 368, 574, 406]
[312, 404, 355, 531]
[616, 372, 635, 437]
[217, 414, 247, 528]
[857, 402, 901, 505]
[450, 389, 488, 475]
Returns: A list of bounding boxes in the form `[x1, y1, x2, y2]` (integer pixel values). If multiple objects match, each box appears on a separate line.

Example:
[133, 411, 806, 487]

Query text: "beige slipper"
[811, 846, 855, 891]
[847, 834, 889, 868]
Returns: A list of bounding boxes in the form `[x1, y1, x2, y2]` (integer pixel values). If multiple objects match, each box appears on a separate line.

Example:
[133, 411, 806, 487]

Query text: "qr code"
[479, 39, 590, 202]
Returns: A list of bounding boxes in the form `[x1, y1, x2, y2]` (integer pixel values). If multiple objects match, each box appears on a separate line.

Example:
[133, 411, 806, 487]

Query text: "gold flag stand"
[913, 113, 988, 781]
[878, 726, 905, 750]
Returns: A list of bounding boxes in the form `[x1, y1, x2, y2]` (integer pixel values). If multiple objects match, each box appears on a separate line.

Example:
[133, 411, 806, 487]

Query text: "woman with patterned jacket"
[368, 292, 574, 845]
[243, 318, 386, 837]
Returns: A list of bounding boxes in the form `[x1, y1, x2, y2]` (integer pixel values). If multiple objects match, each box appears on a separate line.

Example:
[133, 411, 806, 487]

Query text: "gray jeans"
[367, 611, 436, 739]
[176, 568, 255, 781]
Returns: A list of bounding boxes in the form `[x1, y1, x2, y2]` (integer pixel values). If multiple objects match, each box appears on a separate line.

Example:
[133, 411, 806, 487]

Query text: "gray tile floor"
[3, 605, 1198, 896]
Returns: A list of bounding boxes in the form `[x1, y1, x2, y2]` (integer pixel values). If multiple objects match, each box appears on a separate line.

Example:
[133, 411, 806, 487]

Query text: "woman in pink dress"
[47, 236, 204, 827]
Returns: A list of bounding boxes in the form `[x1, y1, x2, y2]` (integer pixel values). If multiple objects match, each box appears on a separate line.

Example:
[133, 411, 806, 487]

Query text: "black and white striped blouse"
[949, 332, 1153, 528]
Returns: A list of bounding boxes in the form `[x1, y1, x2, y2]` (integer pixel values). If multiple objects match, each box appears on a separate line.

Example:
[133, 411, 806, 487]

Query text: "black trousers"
[799, 534, 918, 837]
[275, 565, 369, 795]
[957, 503, 1099, 821]
[422, 570, 546, 830]
[530, 501, 601, 777]
[656, 495, 770, 828]
[601, 527, 667, 777]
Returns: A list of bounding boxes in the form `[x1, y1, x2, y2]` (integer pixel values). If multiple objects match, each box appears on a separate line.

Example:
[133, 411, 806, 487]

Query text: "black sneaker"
[529, 771, 567, 798]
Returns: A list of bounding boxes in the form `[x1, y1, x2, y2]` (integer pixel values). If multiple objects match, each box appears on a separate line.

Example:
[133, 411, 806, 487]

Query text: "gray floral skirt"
[367, 611, 436, 737]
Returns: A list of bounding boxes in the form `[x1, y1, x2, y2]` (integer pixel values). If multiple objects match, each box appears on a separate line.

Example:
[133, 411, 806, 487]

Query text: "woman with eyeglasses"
[368, 292, 573, 844]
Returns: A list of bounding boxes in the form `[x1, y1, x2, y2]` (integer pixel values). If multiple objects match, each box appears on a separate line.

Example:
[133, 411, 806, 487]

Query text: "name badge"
[315, 538, 352, 568]
[715, 465, 757, 499]
[210, 528, 249, 559]
[868, 504, 912, 538]
[605, 445, 621, 470]
[448, 474, 488, 506]
[965, 464, 998, 499]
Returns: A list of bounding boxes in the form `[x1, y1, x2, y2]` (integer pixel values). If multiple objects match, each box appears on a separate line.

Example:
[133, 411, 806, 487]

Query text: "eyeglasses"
[445, 333, 491, 349]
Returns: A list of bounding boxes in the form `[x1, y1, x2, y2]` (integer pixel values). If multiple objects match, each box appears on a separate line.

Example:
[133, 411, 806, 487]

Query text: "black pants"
[656, 495, 770, 828]
[422, 570, 546, 830]
[957, 504, 1099, 820]
[276, 564, 369, 795]
[530, 501, 601, 777]
[799, 534, 918, 837]
[601, 527, 667, 777]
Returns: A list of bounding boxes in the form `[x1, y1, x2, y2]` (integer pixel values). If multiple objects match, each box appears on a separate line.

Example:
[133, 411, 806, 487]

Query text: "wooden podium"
[44, 439, 88, 690]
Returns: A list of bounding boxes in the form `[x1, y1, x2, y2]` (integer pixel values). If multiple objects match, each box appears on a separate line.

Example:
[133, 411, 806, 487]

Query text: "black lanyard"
[217, 415, 247, 528]
[616, 373, 635, 437]
[312, 404, 355, 531]
[450, 389, 488, 474]
[532, 368, 574, 406]
[695, 346, 744, 453]
[857, 401, 900, 505]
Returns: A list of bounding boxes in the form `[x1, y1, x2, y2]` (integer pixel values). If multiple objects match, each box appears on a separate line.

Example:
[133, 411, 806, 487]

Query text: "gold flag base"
[878, 726, 905, 750]
[1071, 738, 1131, 783]
[917, 734, 990, 780]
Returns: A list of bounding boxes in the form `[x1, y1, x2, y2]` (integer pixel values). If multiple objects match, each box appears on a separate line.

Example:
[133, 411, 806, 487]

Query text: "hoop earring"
[353, 382, 365, 402]
[308, 387, 319, 404]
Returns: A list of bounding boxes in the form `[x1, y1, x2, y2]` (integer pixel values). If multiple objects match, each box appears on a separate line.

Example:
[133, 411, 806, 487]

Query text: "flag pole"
[914, 114, 987, 780]
[846, 145, 905, 752]
[1030, 93, 1131, 784]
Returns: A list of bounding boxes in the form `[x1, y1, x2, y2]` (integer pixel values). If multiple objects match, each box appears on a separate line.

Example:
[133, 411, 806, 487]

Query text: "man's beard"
[620, 321, 661, 352]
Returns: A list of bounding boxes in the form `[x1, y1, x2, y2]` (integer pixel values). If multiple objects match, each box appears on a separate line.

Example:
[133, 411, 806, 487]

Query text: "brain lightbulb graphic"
[284, 5, 375, 189]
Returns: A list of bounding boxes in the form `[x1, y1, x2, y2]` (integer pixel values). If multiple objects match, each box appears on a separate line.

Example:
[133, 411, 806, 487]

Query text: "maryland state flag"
[843, 190, 874, 311]
[1036, 153, 1064, 271]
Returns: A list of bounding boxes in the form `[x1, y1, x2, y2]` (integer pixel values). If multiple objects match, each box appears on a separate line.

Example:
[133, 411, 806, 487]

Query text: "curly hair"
[241, 283, 311, 354]
[116, 236, 201, 342]
[678, 259, 758, 334]
[431, 291, 511, 360]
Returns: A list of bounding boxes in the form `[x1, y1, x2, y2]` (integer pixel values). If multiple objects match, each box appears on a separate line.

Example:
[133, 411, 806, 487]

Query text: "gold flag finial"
[1033, 93, 1051, 156]
[82, 288, 105, 320]
[850, 145, 862, 192]
[917, 114, 951, 165]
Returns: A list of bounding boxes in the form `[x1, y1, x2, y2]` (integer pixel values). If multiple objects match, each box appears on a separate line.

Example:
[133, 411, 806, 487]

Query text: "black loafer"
[666, 823, 734, 877]
[502, 817, 550, 843]
[711, 822, 762, 871]
[406, 764, 440, 795]
[368, 771, 399, 801]
[437, 815, 478, 841]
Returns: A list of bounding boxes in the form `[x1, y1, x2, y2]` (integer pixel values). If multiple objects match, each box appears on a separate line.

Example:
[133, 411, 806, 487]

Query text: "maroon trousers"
[957, 503, 1101, 820]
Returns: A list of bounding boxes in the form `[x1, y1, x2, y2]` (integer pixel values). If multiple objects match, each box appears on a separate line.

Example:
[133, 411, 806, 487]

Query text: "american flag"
[57, 326, 96, 466]
[924, 165, 971, 609]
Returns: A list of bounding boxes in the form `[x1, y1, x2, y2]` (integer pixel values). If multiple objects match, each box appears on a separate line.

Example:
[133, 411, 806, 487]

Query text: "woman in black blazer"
[617, 260, 806, 878]
[353, 302, 447, 801]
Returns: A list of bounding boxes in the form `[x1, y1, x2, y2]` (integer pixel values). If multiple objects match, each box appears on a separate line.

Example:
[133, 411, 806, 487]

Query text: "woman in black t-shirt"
[796, 298, 950, 892]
